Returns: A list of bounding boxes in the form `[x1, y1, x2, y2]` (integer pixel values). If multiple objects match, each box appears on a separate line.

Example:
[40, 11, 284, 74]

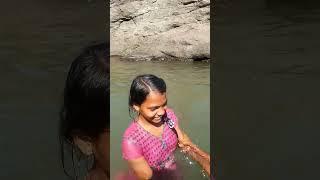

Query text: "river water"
[0, 0, 106, 179]
[215, 0, 320, 179]
[110, 57, 210, 179]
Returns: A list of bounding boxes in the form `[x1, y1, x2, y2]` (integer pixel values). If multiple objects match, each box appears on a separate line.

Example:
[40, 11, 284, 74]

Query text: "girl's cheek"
[148, 111, 157, 117]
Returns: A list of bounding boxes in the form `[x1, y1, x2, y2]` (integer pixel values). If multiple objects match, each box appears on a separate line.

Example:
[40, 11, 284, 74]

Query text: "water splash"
[177, 149, 210, 179]
[200, 169, 209, 179]
[180, 149, 196, 167]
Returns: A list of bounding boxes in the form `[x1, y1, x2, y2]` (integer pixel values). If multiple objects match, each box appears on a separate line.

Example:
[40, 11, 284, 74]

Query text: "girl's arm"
[122, 136, 152, 180]
[182, 144, 211, 175]
[127, 157, 153, 180]
[175, 126, 211, 175]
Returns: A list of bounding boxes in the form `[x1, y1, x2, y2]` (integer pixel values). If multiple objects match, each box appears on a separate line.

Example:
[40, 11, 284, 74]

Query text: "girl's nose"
[157, 107, 166, 116]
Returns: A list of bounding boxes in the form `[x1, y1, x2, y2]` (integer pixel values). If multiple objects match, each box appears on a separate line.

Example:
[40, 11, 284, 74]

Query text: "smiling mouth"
[154, 117, 162, 121]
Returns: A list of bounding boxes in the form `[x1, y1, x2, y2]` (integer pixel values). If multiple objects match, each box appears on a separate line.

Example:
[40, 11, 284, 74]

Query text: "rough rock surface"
[110, 0, 210, 61]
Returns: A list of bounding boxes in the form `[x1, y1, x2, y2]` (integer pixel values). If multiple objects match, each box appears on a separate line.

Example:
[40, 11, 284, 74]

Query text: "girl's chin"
[151, 117, 162, 124]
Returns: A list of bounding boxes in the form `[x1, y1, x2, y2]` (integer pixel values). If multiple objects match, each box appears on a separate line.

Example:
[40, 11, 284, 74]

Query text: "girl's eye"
[164, 101, 167, 107]
[151, 108, 158, 111]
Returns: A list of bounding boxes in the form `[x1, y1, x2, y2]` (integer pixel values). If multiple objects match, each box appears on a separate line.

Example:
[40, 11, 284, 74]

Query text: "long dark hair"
[59, 42, 109, 179]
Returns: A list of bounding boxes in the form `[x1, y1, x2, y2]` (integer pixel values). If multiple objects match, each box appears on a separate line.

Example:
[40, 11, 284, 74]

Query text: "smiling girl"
[121, 74, 210, 180]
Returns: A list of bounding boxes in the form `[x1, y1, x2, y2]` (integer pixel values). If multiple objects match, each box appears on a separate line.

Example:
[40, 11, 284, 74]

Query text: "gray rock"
[110, 0, 210, 61]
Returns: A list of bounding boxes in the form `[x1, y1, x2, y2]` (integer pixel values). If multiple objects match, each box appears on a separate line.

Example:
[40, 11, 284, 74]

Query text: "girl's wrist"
[188, 144, 210, 159]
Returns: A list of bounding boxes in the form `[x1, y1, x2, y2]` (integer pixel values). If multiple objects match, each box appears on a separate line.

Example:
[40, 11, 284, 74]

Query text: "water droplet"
[200, 169, 208, 179]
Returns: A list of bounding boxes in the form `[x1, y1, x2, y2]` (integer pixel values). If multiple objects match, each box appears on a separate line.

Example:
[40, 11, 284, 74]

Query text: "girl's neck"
[136, 115, 165, 138]
[137, 115, 163, 128]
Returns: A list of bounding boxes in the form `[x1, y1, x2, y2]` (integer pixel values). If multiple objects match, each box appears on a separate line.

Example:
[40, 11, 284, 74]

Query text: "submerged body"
[121, 74, 209, 179]
[122, 108, 179, 171]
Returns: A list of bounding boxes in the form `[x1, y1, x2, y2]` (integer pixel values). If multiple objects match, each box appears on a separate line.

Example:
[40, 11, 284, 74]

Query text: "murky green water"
[215, 0, 320, 179]
[0, 0, 106, 179]
[110, 57, 211, 179]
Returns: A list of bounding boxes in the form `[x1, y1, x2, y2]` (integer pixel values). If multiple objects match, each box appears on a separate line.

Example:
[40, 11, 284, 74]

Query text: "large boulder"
[110, 0, 210, 61]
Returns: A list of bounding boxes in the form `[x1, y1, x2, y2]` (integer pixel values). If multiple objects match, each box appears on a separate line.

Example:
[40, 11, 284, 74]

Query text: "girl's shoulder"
[122, 121, 144, 160]
[166, 107, 179, 124]
[166, 107, 178, 116]
[123, 121, 138, 138]
[165, 107, 174, 113]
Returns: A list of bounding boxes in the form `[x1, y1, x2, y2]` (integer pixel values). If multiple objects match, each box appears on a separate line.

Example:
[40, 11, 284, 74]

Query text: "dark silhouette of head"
[59, 42, 109, 179]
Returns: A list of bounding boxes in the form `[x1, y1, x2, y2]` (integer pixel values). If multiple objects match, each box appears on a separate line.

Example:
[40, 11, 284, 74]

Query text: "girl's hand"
[175, 125, 211, 176]
[175, 125, 195, 149]
[178, 132, 194, 148]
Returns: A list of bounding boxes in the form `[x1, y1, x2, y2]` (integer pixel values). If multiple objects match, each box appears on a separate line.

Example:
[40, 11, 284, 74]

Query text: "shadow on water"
[215, 0, 320, 180]
[265, 0, 320, 10]
[264, 0, 320, 25]
[0, 0, 106, 179]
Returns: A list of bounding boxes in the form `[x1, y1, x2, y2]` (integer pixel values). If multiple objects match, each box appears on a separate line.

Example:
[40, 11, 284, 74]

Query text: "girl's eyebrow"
[148, 100, 167, 109]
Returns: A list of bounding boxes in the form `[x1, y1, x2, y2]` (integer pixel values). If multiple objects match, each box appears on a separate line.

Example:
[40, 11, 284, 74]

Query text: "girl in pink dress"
[121, 74, 211, 180]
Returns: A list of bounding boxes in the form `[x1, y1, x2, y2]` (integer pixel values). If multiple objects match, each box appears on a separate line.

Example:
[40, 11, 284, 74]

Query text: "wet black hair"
[59, 42, 109, 179]
[129, 74, 166, 108]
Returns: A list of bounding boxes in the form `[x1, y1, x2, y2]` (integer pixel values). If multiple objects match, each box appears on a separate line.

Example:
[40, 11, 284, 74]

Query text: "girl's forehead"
[143, 91, 167, 103]
[148, 91, 166, 98]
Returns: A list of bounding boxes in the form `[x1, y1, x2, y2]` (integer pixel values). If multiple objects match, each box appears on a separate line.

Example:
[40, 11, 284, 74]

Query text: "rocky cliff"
[110, 0, 210, 61]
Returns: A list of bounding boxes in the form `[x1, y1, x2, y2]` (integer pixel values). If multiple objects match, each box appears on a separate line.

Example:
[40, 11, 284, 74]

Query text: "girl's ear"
[73, 136, 93, 156]
[133, 104, 140, 112]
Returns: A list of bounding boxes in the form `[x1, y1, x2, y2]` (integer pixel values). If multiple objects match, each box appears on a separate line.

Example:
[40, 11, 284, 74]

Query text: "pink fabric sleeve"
[166, 108, 179, 128]
[122, 137, 143, 160]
